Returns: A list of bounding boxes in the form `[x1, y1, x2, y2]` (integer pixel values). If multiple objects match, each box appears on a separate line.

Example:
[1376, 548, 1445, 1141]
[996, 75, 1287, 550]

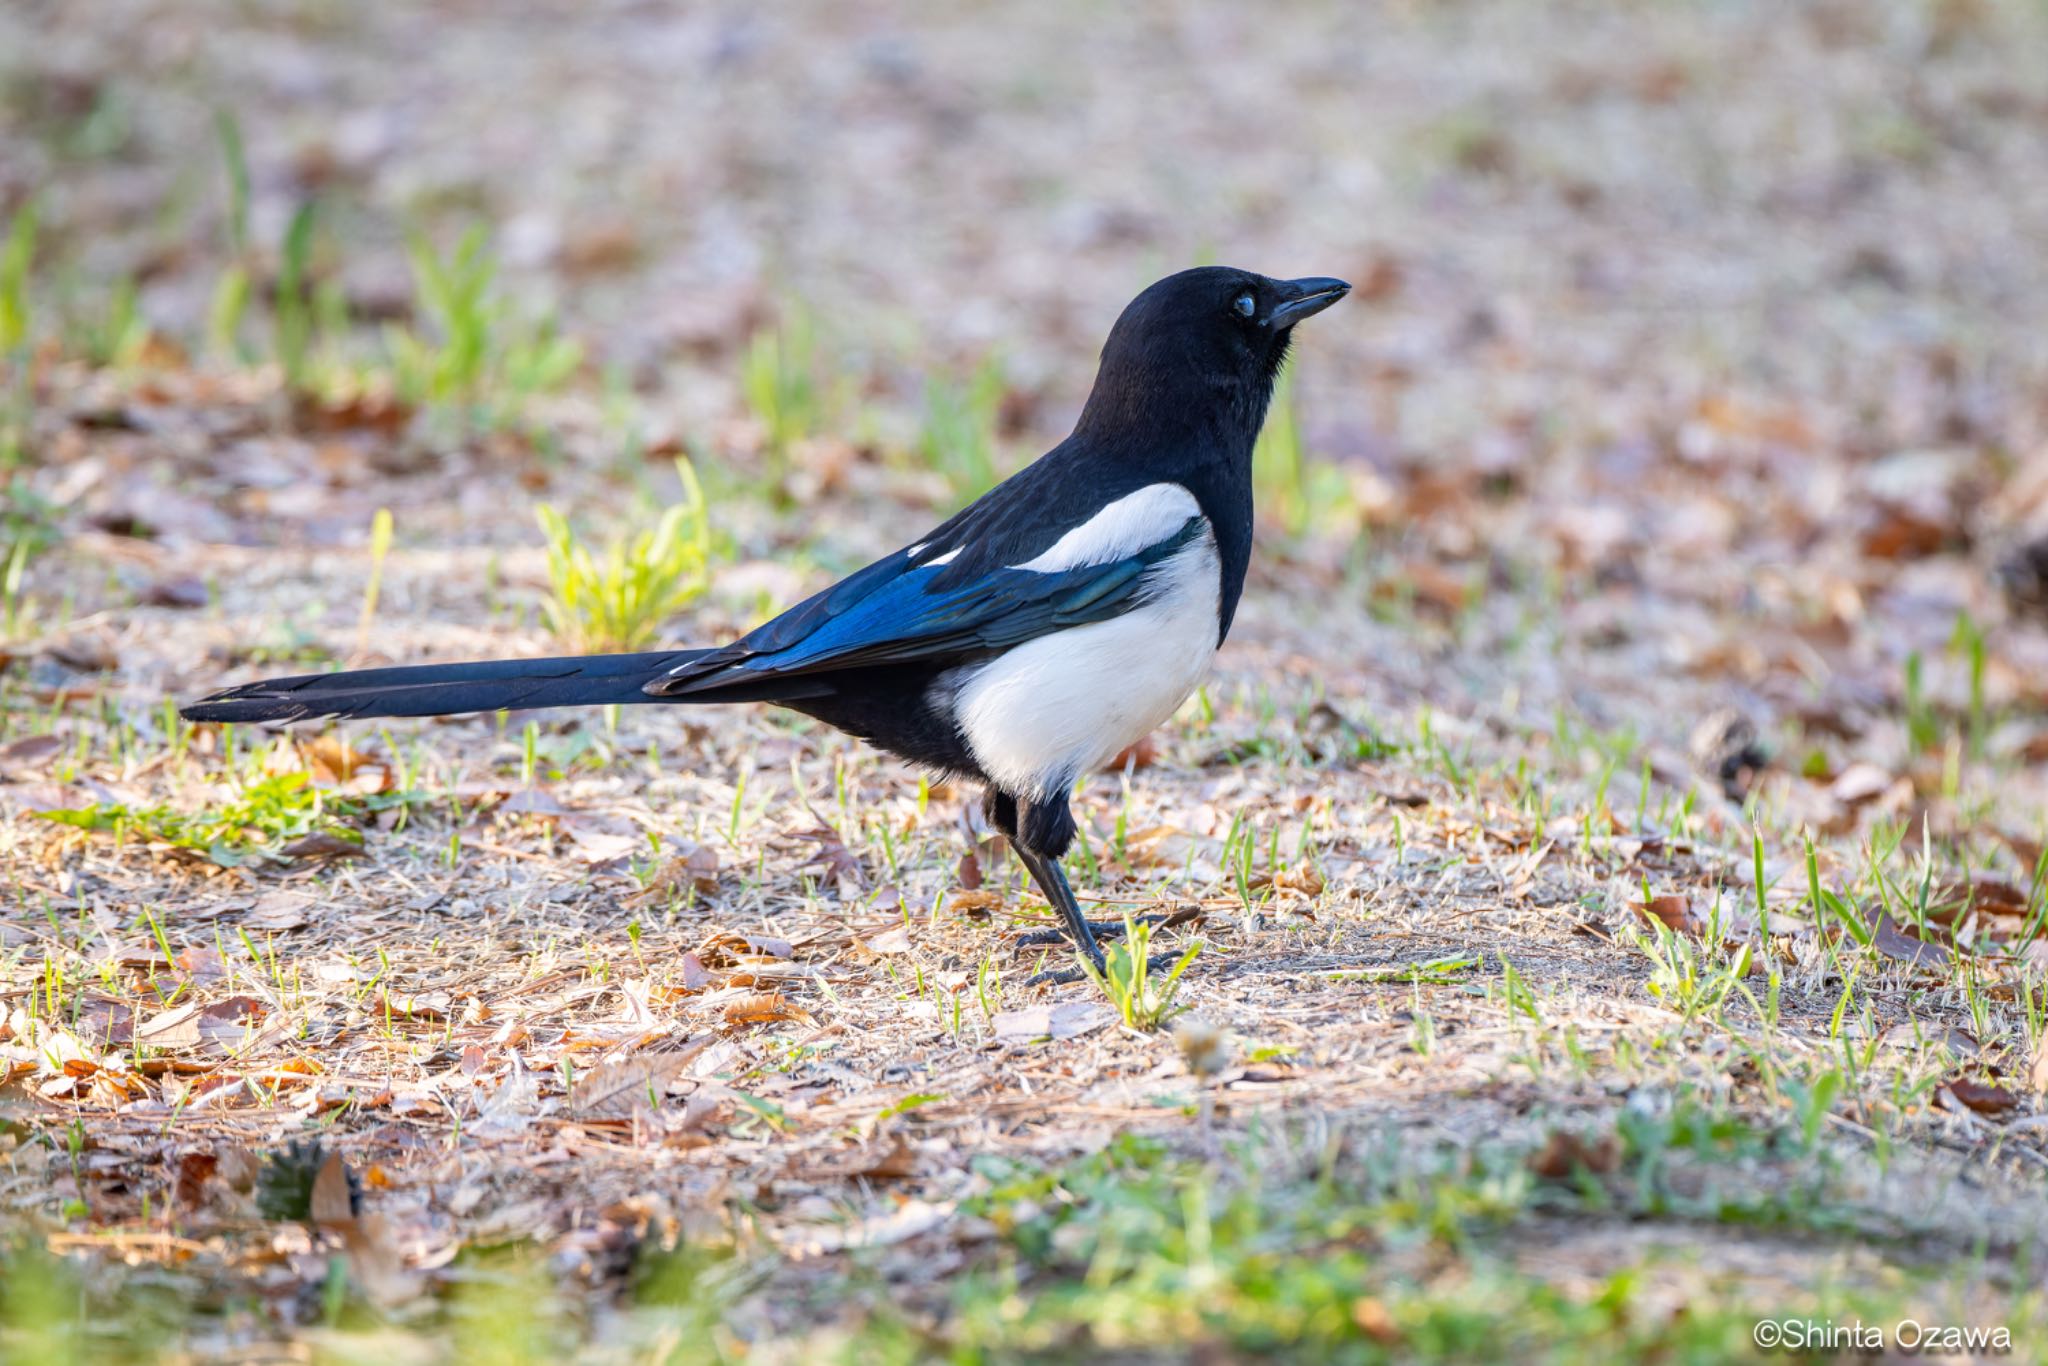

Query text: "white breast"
[938, 486, 1221, 802]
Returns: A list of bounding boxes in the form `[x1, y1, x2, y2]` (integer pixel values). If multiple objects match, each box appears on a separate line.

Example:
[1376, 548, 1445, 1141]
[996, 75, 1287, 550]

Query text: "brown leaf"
[680, 952, 716, 992]
[1527, 1129, 1621, 1180]
[698, 932, 792, 964]
[280, 831, 365, 861]
[299, 735, 392, 794]
[946, 888, 1006, 916]
[46, 634, 117, 672]
[1274, 864, 1325, 898]
[1871, 915, 1954, 971]
[1940, 875, 2031, 917]
[626, 845, 720, 906]
[722, 993, 813, 1027]
[1635, 893, 1701, 935]
[137, 1001, 202, 1047]
[175, 945, 227, 985]
[1861, 504, 1952, 560]
[1351, 1297, 1402, 1347]
[2032, 1048, 2048, 1098]
[955, 847, 983, 891]
[792, 1135, 917, 1182]
[143, 576, 209, 610]
[297, 386, 412, 436]
[1945, 1077, 2022, 1117]
[174, 1151, 218, 1209]
[794, 826, 863, 886]
[0, 734, 62, 770]
[1104, 735, 1160, 773]
[137, 996, 268, 1050]
[215, 1144, 260, 1192]
[310, 1151, 356, 1227]
[571, 1055, 689, 1118]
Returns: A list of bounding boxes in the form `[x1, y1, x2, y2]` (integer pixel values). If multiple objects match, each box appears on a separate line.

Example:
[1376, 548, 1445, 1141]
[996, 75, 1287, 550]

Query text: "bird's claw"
[1013, 914, 1169, 947]
[1022, 952, 1188, 989]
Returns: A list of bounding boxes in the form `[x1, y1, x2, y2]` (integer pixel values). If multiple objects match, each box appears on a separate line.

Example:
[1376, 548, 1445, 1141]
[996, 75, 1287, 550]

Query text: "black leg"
[1012, 843, 1106, 973]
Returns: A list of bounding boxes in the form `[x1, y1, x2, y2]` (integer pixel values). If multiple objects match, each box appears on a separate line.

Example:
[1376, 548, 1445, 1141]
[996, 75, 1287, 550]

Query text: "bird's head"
[1076, 266, 1349, 448]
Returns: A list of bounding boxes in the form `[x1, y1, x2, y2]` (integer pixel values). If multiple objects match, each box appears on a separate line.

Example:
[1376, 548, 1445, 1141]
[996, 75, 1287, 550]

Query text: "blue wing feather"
[649, 516, 1203, 696]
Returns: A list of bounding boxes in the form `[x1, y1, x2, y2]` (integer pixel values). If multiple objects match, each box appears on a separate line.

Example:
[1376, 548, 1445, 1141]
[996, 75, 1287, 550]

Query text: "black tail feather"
[180, 649, 710, 724]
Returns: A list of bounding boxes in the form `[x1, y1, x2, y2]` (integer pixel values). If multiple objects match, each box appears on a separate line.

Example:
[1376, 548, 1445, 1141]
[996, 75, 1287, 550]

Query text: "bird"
[181, 267, 1350, 978]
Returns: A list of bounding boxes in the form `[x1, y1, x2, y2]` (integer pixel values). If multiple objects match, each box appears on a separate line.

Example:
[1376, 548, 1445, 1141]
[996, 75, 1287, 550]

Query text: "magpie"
[182, 267, 1350, 975]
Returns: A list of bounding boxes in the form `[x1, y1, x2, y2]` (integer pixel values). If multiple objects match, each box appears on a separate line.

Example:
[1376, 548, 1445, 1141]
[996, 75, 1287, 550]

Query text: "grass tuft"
[1077, 916, 1201, 1030]
[385, 226, 583, 425]
[537, 458, 712, 652]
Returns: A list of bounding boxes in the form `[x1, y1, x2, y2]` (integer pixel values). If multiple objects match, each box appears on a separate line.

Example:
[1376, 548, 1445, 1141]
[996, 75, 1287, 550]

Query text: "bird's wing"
[646, 503, 1207, 697]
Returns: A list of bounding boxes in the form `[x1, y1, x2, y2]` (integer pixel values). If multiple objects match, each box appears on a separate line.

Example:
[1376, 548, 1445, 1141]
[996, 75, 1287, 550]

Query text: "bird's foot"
[1023, 952, 1189, 990]
[1013, 914, 1166, 947]
[1012, 906, 1201, 948]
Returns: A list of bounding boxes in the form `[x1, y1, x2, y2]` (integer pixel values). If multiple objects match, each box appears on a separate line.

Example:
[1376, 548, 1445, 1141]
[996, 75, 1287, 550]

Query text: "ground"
[7, 1, 2048, 1361]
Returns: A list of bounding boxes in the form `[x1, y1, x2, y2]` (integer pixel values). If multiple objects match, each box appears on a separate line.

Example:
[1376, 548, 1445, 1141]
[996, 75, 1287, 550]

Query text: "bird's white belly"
[942, 530, 1221, 801]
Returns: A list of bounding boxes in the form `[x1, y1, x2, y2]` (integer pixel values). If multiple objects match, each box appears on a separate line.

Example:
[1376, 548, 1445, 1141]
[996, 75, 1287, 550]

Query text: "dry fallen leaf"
[791, 1135, 918, 1183]
[1871, 915, 1953, 971]
[0, 734, 62, 771]
[722, 993, 814, 1027]
[310, 1151, 357, 1227]
[242, 894, 313, 932]
[281, 831, 366, 861]
[1635, 893, 1701, 935]
[626, 845, 721, 906]
[298, 734, 392, 794]
[1829, 762, 1897, 807]
[1944, 1077, 2022, 1118]
[945, 888, 1005, 915]
[1104, 734, 1160, 772]
[376, 989, 453, 1020]
[571, 1048, 704, 1119]
[864, 927, 914, 955]
[955, 847, 984, 890]
[1527, 1129, 1621, 1179]
[1273, 864, 1325, 898]
[174, 1150, 219, 1209]
[679, 951, 717, 992]
[993, 1001, 1111, 1043]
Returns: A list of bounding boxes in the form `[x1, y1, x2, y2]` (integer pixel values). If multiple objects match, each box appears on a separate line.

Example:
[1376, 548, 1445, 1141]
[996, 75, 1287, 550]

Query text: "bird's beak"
[1266, 276, 1351, 329]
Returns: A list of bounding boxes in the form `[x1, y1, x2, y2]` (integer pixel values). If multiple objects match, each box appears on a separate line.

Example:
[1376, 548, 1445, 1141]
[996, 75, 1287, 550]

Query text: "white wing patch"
[1012, 483, 1202, 573]
[943, 522, 1221, 802]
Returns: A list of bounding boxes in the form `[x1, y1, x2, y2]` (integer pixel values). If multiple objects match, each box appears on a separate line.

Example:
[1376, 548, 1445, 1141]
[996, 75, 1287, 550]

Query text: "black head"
[1075, 267, 1349, 447]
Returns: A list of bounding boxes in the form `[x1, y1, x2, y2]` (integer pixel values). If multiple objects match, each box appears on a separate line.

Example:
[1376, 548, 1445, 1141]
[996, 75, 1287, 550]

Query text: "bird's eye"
[1233, 293, 1256, 318]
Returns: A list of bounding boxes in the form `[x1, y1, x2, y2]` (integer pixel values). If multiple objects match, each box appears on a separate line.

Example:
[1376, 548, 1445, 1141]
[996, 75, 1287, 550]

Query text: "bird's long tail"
[180, 649, 712, 724]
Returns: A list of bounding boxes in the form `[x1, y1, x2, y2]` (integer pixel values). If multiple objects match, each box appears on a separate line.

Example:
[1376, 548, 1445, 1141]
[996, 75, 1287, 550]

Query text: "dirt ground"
[8, 1, 2048, 1361]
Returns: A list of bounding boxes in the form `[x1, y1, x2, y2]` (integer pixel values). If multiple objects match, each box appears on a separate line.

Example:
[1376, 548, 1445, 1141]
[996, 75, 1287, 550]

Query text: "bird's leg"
[994, 790, 1186, 985]
[1013, 843, 1107, 974]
